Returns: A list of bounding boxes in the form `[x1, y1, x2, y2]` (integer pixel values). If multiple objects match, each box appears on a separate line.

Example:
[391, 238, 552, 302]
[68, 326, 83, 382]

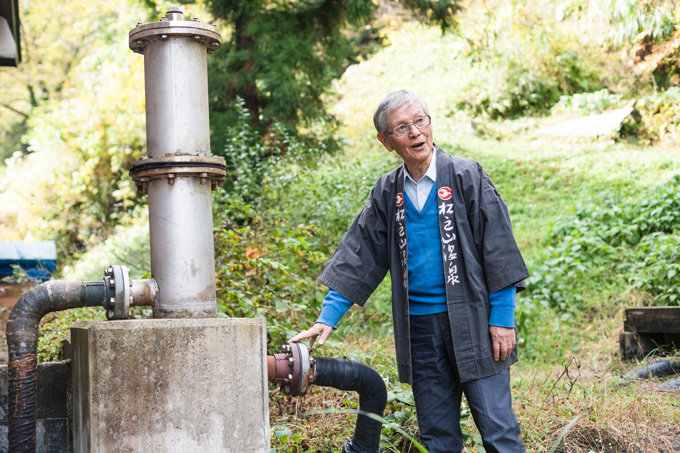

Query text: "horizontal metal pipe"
[6, 280, 105, 452]
[130, 278, 159, 307]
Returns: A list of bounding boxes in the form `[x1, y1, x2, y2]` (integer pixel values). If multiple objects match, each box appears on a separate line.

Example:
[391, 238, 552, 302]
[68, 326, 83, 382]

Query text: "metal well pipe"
[129, 8, 223, 318]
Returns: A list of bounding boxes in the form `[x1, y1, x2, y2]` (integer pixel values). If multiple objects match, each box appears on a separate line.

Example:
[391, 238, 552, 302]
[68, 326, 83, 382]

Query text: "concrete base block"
[71, 318, 270, 453]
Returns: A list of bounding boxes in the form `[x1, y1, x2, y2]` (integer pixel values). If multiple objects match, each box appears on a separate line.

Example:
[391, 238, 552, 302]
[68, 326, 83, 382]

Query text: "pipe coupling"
[129, 9, 221, 55]
[267, 343, 316, 396]
[103, 266, 159, 319]
[130, 154, 227, 192]
[104, 265, 131, 320]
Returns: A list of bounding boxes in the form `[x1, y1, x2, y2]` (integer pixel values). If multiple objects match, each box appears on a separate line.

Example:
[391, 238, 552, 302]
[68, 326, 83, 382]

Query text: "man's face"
[377, 102, 434, 171]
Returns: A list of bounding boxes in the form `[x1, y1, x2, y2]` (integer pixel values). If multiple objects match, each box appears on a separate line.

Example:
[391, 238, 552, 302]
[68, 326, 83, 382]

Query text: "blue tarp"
[0, 241, 57, 282]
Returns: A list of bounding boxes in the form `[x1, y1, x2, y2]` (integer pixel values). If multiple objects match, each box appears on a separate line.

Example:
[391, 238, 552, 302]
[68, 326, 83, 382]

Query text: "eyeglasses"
[387, 115, 431, 137]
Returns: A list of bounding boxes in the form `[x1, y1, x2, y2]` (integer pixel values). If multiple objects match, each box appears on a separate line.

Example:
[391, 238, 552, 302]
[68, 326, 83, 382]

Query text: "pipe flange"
[129, 18, 221, 55]
[280, 343, 315, 396]
[290, 342, 311, 396]
[104, 265, 131, 320]
[269, 343, 317, 396]
[130, 155, 227, 192]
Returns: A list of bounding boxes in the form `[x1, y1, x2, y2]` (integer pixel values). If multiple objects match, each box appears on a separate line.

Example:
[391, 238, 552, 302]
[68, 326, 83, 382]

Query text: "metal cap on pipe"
[165, 7, 183, 21]
[129, 8, 221, 55]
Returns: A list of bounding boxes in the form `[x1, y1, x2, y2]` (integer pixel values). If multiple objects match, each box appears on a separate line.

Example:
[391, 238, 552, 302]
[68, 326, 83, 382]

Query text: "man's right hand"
[288, 323, 333, 350]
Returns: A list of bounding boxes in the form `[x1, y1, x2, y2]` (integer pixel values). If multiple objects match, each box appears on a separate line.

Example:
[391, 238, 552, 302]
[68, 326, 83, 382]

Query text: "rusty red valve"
[267, 343, 316, 396]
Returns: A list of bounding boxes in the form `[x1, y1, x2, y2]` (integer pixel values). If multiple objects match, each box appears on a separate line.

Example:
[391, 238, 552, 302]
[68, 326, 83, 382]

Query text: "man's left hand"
[489, 326, 516, 361]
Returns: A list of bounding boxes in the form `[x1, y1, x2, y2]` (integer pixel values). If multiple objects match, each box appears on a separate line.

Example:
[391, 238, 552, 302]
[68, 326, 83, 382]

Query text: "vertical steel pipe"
[129, 8, 223, 318]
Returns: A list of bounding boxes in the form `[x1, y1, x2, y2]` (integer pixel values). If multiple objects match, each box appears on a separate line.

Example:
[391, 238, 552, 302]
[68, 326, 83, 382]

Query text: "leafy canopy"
[205, 0, 462, 152]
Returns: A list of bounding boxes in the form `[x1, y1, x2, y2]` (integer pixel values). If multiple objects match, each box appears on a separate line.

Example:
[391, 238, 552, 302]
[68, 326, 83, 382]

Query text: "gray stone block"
[71, 318, 270, 453]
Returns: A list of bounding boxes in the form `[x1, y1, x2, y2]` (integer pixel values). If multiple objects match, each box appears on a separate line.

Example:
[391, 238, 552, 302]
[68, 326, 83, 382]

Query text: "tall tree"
[206, 0, 461, 151]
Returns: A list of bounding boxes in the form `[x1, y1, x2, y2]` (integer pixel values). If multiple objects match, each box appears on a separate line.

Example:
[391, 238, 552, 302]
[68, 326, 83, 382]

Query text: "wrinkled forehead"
[388, 101, 427, 126]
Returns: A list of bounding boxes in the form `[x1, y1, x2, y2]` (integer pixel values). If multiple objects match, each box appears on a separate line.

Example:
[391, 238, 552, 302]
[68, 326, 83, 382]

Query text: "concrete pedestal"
[71, 318, 270, 453]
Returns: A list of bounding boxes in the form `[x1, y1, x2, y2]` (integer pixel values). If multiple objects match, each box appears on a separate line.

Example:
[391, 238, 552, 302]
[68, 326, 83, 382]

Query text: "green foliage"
[0, 0, 148, 258]
[37, 308, 104, 362]
[213, 100, 327, 210]
[551, 89, 624, 114]
[400, 0, 462, 31]
[213, 109, 373, 346]
[459, 64, 562, 120]
[619, 87, 680, 144]
[214, 111, 376, 338]
[519, 174, 680, 354]
[214, 219, 332, 349]
[550, 174, 680, 251]
[630, 233, 680, 305]
[452, 0, 611, 120]
[0, 1, 126, 162]
[60, 213, 151, 281]
[206, 0, 378, 152]
[205, 0, 465, 154]
[0, 120, 27, 164]
[607, 0, 677, 50]
[210, 98, 401, 347]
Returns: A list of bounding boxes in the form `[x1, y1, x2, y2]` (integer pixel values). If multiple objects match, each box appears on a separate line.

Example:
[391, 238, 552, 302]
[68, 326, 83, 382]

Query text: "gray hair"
[373, 90, 429, 134]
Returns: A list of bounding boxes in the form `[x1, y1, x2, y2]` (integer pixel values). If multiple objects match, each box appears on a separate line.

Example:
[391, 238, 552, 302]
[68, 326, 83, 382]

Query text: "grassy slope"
[271, 17, 680, 453]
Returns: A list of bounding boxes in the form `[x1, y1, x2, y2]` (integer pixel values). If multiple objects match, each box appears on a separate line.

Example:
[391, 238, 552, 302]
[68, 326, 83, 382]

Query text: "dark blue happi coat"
[319, 146, 530, 384]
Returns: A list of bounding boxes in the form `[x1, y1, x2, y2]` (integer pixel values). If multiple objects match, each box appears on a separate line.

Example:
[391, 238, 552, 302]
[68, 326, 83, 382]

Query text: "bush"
[522, 174, 680, 310]
[38, 308, 104, 362]
[629, 233, 680, 305]
[517, 174, 680, 358]
[459, 64, 562, 120]
[619, 88, 680, 144]
[213, 100, 327, 215]
[551, 89, 624, 115]
[452, 0, 612, 120]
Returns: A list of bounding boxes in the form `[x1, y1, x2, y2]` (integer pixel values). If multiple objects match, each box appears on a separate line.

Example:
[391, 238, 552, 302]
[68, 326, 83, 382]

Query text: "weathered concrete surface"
[71, 318, 269, 453]
[0, 360, 72, 452]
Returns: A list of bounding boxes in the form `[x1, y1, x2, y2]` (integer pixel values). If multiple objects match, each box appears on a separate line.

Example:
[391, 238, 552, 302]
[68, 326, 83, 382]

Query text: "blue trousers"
[409, 312, 525, 453]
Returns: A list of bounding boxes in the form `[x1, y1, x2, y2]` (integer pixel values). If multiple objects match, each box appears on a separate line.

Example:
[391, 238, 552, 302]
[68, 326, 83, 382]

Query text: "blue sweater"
[403, 187, 447, 315]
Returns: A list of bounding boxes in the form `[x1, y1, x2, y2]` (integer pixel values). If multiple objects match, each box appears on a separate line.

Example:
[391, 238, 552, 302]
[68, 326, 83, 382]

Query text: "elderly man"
[290, 90, 529, 453]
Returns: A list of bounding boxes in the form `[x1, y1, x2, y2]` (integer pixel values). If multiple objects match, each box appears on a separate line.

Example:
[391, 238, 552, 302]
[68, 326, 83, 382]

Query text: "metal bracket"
[103, 265, 132, 320]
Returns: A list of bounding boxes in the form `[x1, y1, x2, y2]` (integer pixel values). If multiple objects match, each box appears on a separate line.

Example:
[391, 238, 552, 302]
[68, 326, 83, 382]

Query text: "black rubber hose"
[314, 357, 387, 453]
[620, 360, 680, 381]
[6, 281, 105, 453]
